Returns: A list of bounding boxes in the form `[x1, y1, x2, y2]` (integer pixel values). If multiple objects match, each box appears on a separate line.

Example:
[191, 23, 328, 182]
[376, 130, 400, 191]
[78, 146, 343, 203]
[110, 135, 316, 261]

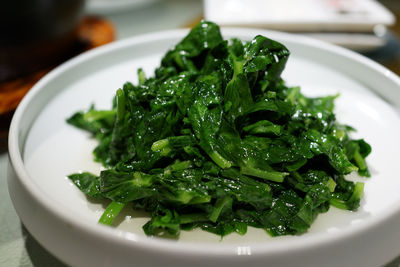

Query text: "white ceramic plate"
[204, 0, 395, 32]
[86, 0, 159, 14]
[8, 28, 400, 267]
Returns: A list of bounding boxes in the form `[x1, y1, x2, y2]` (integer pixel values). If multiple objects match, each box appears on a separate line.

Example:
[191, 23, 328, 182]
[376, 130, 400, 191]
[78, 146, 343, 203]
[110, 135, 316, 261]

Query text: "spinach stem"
[329, 198, 348, 210]
[240, 166, 287, 183]
[116, 89, 126, 123]
[99, 201, 126, 225]
[353, 150, 367, 171]
[348, 182, 364, 203]
[209, 151, 232, 169]
[209, 196, 232, 222]
[180, 213, 209, 224]
[151, 139, 169, 151]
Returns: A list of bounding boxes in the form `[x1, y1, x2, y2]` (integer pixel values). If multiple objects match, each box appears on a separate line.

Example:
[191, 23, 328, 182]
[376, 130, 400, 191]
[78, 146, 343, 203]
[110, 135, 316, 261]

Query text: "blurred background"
[0, 0, 400, 266]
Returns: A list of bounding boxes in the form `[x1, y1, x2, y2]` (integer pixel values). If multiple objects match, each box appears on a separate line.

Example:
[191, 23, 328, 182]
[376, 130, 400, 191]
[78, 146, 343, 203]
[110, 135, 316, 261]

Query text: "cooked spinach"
[67, 21, 371, 237]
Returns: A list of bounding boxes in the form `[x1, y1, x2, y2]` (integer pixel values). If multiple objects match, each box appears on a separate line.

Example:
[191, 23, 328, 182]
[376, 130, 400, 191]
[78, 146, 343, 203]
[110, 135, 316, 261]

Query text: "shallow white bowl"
[8, 28, 400, 267]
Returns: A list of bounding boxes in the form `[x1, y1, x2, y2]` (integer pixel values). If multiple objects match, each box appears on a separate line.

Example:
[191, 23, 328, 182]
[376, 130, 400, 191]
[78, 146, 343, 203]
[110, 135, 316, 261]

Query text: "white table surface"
[1, 0, 399, 266]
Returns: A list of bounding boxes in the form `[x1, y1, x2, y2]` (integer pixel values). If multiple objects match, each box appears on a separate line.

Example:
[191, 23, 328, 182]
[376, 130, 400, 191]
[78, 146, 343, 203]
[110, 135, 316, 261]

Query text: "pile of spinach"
[67, 21, 371, 237]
